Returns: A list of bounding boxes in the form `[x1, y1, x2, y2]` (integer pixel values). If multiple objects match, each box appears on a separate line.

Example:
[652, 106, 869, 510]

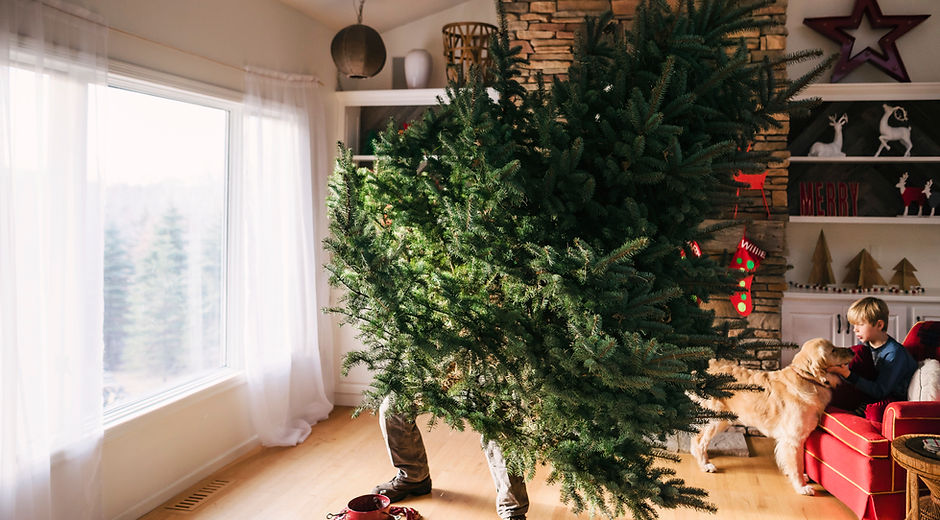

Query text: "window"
[100, 76, 235, 415]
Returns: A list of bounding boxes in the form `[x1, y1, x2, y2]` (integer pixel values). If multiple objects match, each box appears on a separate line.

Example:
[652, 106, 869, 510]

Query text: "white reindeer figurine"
[924, 179, 939, 217]
[809, 114, 848, 157]
[875, 104, 912, 157]
[897, 172, 927, 216]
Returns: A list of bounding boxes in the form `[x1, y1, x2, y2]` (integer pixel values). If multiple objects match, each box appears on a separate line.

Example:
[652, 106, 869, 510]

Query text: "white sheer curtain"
[0, 1, 107, 519]
[231, 68, 333, 446]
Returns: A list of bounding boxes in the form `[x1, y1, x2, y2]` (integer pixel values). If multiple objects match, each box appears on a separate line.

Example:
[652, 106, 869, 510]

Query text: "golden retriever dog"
[691, 338, 855, 495]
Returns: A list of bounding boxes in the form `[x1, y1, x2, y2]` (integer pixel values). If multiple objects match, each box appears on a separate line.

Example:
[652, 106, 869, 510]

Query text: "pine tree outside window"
[100, 74, 234, 418]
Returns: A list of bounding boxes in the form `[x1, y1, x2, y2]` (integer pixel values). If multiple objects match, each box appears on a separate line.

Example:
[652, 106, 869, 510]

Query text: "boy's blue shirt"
[847, 336, 917, 400]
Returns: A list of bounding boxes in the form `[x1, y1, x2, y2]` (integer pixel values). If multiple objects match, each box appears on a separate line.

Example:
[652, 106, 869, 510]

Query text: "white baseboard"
[110, 435, 260, 520]
[334, 381, 369, 407]
[334, 390, 366, 407]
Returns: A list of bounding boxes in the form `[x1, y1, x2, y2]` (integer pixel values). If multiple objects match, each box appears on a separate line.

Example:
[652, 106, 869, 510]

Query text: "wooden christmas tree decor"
[808, 230, 836, 285]
[843, 249, 886, 288]
[890, 258, 920, 290]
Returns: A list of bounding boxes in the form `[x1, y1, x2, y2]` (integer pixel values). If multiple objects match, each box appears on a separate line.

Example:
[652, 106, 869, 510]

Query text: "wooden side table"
[892, 434, 940, 520]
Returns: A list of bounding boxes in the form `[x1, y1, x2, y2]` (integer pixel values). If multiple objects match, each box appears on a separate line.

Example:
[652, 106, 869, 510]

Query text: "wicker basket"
[919, 495, 940, 520]
[442, 22, 498, 84]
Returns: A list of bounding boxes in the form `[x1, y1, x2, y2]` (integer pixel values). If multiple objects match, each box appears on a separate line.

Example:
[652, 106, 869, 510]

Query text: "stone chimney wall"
[500, 0, 791, 370]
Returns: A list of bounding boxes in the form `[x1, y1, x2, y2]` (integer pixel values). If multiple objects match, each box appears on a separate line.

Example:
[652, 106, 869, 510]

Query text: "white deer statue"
[875, 104, 912, 157]
[809, 114, 848, 157]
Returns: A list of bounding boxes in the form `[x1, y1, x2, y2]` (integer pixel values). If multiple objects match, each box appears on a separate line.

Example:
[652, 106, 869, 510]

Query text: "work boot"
[371, 475, 432, 503]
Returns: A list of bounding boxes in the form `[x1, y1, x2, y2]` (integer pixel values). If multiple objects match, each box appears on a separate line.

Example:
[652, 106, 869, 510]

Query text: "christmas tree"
[325, 1, 829, 518]
[843, 249, 886, 288]
[890, 258, 920, 290]
[807, 229, 835, 285]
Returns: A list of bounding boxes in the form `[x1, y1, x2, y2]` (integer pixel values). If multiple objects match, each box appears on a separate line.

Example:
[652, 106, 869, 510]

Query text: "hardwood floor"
[139, 407, 857, 520]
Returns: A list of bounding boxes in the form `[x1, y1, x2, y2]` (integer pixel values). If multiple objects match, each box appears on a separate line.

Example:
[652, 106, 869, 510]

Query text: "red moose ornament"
[732, 144, 770, 219]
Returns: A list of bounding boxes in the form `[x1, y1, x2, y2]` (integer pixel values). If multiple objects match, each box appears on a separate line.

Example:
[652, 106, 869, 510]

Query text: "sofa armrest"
[882, 401, 940, 440]
[819, 406, 891, 458]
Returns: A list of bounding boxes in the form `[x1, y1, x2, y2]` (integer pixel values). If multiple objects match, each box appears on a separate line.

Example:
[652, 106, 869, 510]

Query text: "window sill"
[103, 369, 245, 440]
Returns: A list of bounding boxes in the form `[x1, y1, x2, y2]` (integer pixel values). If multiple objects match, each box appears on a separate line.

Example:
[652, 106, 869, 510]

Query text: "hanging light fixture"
[331, 0, 386, 79]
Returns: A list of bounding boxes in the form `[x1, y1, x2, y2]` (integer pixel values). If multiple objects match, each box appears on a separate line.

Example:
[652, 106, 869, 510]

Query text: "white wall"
[87, 0, 337, 92]
[786, 0, 940, 83]
[57, 0, 337, 518]
[786, 223, 940, 289]
[101, 378, 257, 520]
[338, 0, 498, 91]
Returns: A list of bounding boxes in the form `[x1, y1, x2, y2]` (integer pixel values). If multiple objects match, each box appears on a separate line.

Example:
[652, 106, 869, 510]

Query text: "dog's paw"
[796, 484, 815, 496]
[701, 462, 717, 473]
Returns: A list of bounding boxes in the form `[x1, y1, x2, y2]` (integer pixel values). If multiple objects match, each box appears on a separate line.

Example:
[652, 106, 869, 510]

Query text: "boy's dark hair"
[847, 297, 889, 330]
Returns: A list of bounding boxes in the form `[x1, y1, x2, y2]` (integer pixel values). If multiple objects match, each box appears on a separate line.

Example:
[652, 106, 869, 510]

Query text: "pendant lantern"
[331, 0, 386, 79]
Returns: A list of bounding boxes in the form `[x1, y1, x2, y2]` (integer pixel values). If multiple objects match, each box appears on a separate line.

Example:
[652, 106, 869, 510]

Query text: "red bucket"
[342, 494, 391, 520]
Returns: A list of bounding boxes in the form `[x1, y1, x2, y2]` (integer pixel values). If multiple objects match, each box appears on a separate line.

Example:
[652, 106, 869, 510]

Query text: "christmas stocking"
[728, 235, 766, 317]
[731, 275, 755, 316]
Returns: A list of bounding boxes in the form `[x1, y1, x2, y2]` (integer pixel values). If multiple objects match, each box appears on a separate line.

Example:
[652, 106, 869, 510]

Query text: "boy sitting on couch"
[827, 297, 917, 422]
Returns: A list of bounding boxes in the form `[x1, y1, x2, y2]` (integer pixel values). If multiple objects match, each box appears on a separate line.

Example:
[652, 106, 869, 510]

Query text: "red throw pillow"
[903, 321, 940, 362]
[863, 399, 892, 428]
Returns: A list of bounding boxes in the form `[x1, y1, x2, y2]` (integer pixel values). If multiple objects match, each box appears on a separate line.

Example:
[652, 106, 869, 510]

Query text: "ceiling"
[279, 0, 470, 32]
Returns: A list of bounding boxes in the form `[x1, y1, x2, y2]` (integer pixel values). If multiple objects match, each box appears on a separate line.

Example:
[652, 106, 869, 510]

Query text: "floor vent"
[165, 479, 233, 512]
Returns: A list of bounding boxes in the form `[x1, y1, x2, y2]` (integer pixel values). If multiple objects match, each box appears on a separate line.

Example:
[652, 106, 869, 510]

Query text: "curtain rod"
[39, 1, 325, 87]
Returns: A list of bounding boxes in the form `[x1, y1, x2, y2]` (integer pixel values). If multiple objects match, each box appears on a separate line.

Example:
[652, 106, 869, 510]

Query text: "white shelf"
[336, 88, 500, 166]
[784, 288, 940, 303]
[793, 82, 940, 101]
[336, 87, 498, 107]
[336, 88, 448, 106]
[790, 156, 940, 163]
[789, 216, 940, 224]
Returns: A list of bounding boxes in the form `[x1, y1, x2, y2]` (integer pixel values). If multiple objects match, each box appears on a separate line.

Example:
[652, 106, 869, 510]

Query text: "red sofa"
[803, 321, 940, 520]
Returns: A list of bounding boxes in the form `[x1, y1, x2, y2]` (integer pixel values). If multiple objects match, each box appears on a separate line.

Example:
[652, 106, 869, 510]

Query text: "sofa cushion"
[817, 407, 891, 458]
[804, 427, 899, 493]
[908, 358, 940, 401]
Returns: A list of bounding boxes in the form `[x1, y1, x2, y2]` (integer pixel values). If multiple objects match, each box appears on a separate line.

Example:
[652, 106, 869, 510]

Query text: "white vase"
[404, 49, 432, 89]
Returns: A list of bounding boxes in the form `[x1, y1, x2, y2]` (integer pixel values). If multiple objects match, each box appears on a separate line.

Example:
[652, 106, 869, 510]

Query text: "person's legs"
[482, 437, 529, 519]
[373, 395, 432, 502]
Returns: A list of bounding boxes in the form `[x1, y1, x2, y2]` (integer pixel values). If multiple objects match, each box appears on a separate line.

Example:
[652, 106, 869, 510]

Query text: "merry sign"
[799, 181, 860, 216]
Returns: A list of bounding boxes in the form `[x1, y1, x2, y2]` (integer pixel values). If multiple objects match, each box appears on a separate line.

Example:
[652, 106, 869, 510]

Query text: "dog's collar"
[792, 368, 832, 389]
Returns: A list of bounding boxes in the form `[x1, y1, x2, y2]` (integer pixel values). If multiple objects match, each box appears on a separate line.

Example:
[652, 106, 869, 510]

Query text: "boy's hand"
[828, 364, 850, 379]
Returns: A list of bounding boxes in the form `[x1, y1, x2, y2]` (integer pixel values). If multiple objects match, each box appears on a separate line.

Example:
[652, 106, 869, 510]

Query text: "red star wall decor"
[803, 0, 929, 83]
